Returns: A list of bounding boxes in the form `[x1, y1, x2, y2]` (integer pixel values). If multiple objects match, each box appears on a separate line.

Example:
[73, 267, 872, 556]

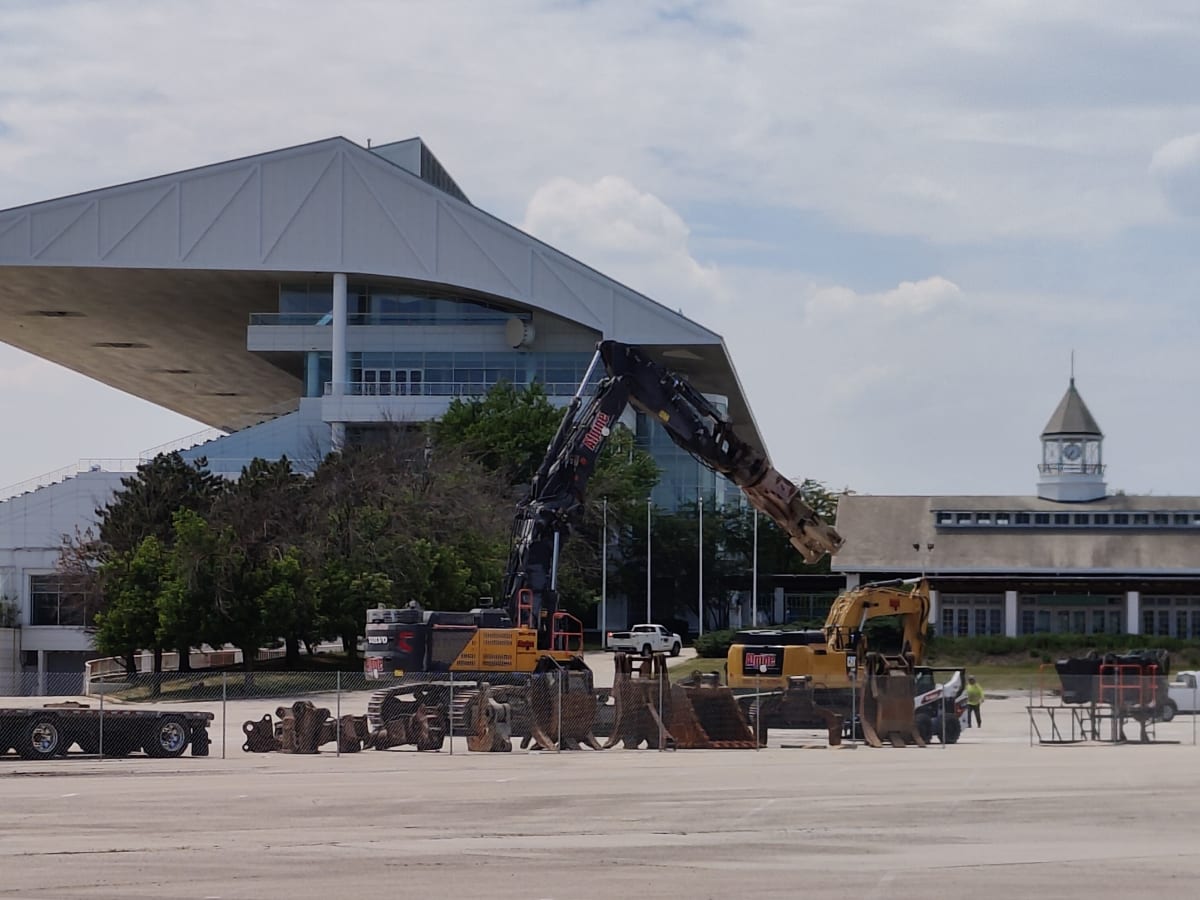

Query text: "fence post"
[98, 683, 104, 759]
[336, 670, 342, 758]
[221, 672, 227, 760]
[1193, 684, 1196, 747]
[448, 671, 454, 756]
[657, 669, 664, 753]
[558, 672, 564, 754]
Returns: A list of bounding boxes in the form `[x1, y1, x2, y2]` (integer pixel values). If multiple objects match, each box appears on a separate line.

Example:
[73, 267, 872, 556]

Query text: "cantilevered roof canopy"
[0, 137, 766, 452]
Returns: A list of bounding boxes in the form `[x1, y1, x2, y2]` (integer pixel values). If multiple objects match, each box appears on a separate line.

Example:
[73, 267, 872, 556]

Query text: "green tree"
[299, 432, 512, 651]
[92, 536, 170, 673]
[433, 382, 660, 619]
[98, 452, 225, 553]
[435, 381, 562, 485]
[57, 452, 225, 672]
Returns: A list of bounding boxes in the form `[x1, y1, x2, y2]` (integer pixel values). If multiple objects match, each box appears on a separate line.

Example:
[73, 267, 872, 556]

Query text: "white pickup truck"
[1165, 670, 1200, 720]
[607, 624, 683, 657]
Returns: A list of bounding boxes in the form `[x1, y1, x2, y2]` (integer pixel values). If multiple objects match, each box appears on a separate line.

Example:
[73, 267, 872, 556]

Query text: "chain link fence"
[0, 664, 774, 759]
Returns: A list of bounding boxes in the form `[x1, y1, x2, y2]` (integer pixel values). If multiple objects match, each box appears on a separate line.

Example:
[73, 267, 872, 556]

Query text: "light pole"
[751, 509, 759, 627]
[601, 497, 608, 648]
[697, 487, 704, 638]
[646, 497, 653, 622]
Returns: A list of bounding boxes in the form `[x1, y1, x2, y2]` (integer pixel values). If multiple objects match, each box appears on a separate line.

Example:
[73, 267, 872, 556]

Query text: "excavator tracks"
[365, 671, 602, 752]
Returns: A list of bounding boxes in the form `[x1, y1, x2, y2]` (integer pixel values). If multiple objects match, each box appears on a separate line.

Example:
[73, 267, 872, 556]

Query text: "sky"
[1, 0, 1199, 497]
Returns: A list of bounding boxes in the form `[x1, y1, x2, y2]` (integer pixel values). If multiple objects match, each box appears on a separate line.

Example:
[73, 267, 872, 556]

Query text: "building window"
[1094, 514, 1109, 525]
[941, 594, 1005, 637]
[1175, 514, 1190, 526]
[1114, 513, 1129, 525]
[976, 513, 991, 525]
[1073, 514, 1090, 525]
[1020, 609, 1036, 635]
[1034, 513, 1050, 525]
[1134, 514, 1149, 525]
[1153, 513, 1169, 525]
[995, 513, 1010, 525]
[955, 513, 972, 524]
[1015, 513, 1031, 525]
[936, 511, 952, 525]
[1053, 513, 1069, 525]
[29, 575, 87, 627]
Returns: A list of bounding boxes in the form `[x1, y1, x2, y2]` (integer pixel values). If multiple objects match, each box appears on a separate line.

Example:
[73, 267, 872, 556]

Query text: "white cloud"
[1150, 133, 1200, 216]
[806, 276, 963, 319]
[522, 174, 727, 310]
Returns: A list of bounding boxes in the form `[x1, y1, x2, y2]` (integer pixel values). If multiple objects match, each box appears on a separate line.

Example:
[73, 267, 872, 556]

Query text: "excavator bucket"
[606, 654, 756, 750]
[525, 669, 602, 750]
[860, 666, 925, 748]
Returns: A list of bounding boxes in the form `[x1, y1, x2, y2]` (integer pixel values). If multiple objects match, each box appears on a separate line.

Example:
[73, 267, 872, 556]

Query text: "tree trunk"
[285, 635, 300, 668]
[242, 647, 256, 692]
[178, 646, 192, 673]
[342, 631, 359, 662]
[150, 647, 163, 698]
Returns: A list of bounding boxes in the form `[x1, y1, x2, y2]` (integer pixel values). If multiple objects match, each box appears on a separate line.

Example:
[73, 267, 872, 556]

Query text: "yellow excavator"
[726, 579, 931, 746]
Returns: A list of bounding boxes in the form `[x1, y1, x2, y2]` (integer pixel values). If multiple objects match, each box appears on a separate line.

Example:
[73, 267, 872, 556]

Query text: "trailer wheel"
[19, 716, 64, 760]
[145, 716, 190, 758]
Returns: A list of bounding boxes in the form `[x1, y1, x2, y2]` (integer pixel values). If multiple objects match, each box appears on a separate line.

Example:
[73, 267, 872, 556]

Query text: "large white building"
[0, 136, 764, 690]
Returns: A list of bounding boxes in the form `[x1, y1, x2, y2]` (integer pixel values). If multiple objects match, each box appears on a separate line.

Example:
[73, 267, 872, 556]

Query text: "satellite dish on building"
[505, 317, 536, 349]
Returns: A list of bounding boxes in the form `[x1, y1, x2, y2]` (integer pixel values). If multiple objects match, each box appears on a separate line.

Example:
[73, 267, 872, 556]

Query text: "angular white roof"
[0, 137, 765, 450]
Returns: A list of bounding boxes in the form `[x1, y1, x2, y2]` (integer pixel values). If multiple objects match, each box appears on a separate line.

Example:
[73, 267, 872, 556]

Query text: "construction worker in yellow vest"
[966, 676, 984, 728]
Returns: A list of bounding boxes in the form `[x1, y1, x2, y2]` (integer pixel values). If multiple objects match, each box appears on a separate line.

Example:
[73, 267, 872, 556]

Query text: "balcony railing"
[249, 311, 518, 327]
[324, 381, 581, 399]
[1038, 463, 1107, 476]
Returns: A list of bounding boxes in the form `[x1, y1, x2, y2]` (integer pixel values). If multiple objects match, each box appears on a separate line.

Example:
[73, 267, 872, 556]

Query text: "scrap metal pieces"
[241, 701, 376, 754]
[606, 653, 756, 750]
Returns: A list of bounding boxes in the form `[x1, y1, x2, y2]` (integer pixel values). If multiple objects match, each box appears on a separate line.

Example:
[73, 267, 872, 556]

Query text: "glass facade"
[634, 403, 737, 510]
[307, 349, 600, 398]
[279, 282, 519, 326]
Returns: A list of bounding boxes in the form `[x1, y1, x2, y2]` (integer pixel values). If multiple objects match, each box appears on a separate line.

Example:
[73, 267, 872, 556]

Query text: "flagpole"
[646, 497, 653, 622]
[751, 509, 759, 627]
[698, 487, 704, 638]
[601, 497, 608, 647]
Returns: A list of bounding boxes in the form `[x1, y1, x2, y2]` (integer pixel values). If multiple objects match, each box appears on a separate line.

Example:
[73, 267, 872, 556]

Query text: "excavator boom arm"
[504, 340, 844, 649]
[823, 580, 930, 663]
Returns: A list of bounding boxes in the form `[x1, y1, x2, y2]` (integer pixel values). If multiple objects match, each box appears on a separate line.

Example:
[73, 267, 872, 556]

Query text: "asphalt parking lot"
[4, 690, 1200, 899]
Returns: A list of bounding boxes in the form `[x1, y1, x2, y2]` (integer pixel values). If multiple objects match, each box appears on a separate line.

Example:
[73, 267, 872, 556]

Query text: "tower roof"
[1041, 378, 1102, 438]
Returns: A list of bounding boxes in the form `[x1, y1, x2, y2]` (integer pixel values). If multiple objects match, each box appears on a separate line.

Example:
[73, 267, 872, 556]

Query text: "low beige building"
[833, 379, 1200, 638]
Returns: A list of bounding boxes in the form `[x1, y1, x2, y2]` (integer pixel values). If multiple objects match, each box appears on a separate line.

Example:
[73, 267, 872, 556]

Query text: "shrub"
[694, 629, 737, 658]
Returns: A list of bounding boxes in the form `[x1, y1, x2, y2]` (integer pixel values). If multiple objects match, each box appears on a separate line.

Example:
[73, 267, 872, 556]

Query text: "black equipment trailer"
[0, 702, 213, 760]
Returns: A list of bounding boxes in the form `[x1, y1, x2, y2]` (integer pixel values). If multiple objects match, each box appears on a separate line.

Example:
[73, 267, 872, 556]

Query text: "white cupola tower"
[1037, 376, 1106, 502]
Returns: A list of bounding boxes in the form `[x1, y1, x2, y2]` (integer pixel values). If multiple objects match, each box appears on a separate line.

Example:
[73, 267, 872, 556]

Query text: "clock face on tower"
[1062, 442, 1083, 461]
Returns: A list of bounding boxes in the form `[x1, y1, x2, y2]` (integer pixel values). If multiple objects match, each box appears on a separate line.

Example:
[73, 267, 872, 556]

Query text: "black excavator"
[362, 340, 843, 752]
